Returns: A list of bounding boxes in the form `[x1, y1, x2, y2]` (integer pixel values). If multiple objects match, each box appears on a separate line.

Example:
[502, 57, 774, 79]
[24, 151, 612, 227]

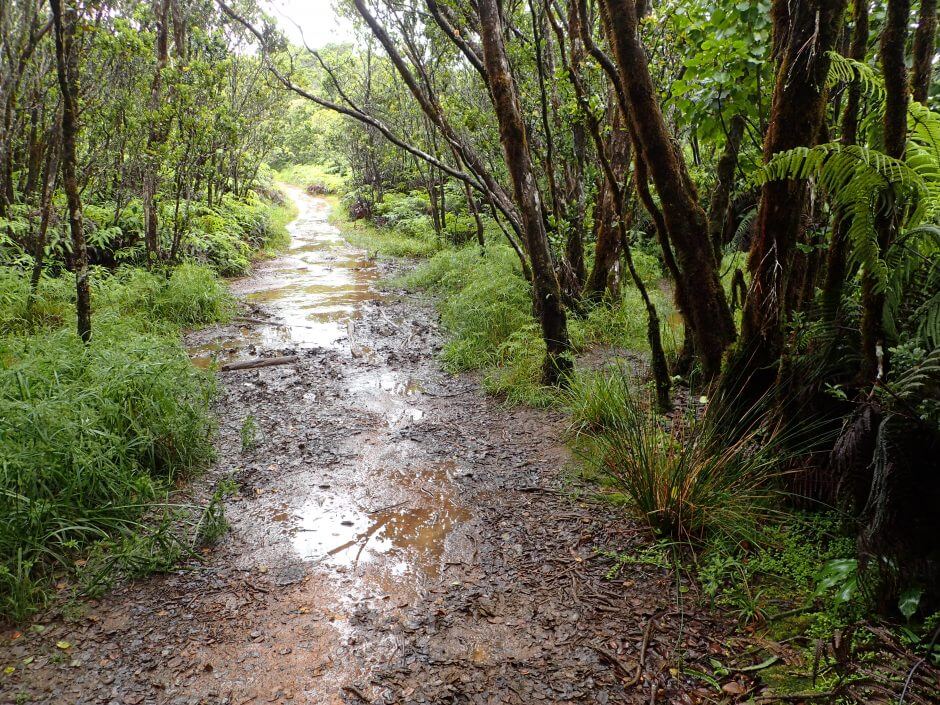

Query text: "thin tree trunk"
[51, 0, 90, 343]
[736, 0, 846, 394]
[29, 114, 61, 303]
[822, 0, 869, 321]
[578, 89, 628, 300]
[546, 0, 669, 406]
[477, 0, 572, 384]
[598, 0, 735, 377]
[911, 0, 937, 104]
[708, 114, 745, 262]
[143, 0, 170, 267]
[860, 0, 909, 384]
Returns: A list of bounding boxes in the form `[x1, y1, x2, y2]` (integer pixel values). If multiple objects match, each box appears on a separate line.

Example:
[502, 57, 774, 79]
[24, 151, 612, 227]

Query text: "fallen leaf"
[56, 640, 71, 650]
[722, 681, 745, 694]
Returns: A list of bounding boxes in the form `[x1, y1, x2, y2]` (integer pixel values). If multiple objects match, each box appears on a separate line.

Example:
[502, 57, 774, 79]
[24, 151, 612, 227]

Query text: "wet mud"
[3, 189, 777, 704]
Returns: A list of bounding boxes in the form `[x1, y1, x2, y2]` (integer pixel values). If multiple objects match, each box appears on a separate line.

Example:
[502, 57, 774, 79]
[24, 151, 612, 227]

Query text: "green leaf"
[899, 587, 923, 619]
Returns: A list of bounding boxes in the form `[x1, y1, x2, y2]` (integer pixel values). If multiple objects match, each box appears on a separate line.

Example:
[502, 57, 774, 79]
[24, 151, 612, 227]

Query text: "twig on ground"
[220, 356, 298, 372]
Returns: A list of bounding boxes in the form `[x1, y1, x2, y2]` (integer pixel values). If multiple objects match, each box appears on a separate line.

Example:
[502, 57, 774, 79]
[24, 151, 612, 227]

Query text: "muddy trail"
[2, 188, 748, 704]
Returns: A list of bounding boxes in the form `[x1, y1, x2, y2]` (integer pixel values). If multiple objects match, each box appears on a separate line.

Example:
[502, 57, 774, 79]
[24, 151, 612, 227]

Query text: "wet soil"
[3, 189, 931, 704]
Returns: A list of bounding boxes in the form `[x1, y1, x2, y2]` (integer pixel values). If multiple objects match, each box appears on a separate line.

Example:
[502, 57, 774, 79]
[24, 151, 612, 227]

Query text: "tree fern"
[758, 143, 928, 292]
[907, 103, 940, 219]
[758, 100, 940, 350]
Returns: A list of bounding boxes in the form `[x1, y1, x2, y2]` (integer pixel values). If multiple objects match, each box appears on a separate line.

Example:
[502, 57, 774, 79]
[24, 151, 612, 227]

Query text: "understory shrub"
[181, 193, 289, 274]
[332, 193, 442, 258]
[0, 266, 228, 619]
[3, 191, 288, 278]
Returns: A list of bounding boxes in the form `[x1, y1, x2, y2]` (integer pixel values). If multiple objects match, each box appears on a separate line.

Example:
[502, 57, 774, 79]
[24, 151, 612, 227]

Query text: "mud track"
[1, 190, 741, 704]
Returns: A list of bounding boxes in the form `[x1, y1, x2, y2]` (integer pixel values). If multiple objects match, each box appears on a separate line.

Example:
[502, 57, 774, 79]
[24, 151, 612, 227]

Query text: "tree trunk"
[821, 0, 869, 321]
[143, 0, 171, 267]
[545, 0, 669, 407]
[51, 0, 90, 343]
[707, 114, 745, 262]
[599, 0, 735, 377]
[911, 0, 937, 104]
[735, 0, 847, 395]
[584, 108, 630, 301]
[860, 0, 909, 384]
[477, 0, 572, 385]
[29, 115, 61, 310]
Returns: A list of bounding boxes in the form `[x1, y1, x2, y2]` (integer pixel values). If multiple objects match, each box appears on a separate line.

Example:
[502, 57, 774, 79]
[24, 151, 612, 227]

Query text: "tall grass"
[568, 370, 805, 542]
[0, 266, 228, 620]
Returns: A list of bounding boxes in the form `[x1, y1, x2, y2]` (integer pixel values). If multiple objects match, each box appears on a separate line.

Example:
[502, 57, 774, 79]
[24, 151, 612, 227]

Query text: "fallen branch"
[220, 356, 298, 372]
[591, 644, 641, 686]
[233, 315, 286, 327]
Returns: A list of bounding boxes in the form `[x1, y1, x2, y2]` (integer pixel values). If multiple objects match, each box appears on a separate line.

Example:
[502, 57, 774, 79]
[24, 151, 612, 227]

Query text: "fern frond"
[890, 346, 940, 401]
[733, 206, 757, 248]
[907, 104, 940, 219]
[826, 51, 885, 100]
[759, 143, 930, 295]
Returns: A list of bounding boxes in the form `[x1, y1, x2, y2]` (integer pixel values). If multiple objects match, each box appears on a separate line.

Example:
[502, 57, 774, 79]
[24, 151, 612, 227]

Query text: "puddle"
[191, 187, 473, 681]
[347, 370, 427, 426]
[290, 462, 470, 577]
[189, 184, 383, 364]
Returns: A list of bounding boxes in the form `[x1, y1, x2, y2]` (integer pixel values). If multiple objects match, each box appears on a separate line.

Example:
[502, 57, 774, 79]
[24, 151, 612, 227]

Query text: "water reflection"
[190, 184, 383, 365]
[291, 463, 469, 577]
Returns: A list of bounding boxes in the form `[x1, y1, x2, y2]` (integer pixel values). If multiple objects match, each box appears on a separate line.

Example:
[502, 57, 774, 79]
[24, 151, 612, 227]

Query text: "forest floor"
[0, 190, 846, 704]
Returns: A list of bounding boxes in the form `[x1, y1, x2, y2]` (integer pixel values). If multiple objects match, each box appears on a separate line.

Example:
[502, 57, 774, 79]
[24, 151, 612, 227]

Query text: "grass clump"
[93, 263, 235, 326]
[0, 266, 229, 620]
[569, 370, 794, 542]
[397, 244, 532, 362]
[396, 243, 561, 405]
[331, 196, 442, 258]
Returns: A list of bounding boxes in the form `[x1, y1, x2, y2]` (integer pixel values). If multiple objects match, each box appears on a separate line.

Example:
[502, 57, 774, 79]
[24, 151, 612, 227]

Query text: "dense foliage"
[1, 0, 938, 694]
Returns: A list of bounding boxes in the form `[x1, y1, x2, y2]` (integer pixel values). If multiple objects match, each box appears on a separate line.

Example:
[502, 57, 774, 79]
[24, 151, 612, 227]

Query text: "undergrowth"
[4, 191, 293, 277]
[393, 242, 680, 406]
[329, 195, 442, 258]
[276, 163, 348, 194]
[0, 265, 231, 620]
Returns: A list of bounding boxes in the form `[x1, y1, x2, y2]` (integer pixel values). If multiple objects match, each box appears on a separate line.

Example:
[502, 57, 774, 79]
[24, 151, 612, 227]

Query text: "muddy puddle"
[189, 185, 383, 367]
[290, 459, 470, 576]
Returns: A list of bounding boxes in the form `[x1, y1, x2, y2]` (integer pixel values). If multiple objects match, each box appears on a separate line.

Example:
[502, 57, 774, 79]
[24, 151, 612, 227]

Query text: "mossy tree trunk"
[733, 0, 847, 396]
[478, 0, 572, 385]
[50, 0, 90, 342]
[598, 0, 735, 378]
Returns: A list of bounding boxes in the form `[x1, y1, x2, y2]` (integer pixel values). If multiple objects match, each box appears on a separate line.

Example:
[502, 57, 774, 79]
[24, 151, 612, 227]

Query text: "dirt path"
[1, 189, 739, 705]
